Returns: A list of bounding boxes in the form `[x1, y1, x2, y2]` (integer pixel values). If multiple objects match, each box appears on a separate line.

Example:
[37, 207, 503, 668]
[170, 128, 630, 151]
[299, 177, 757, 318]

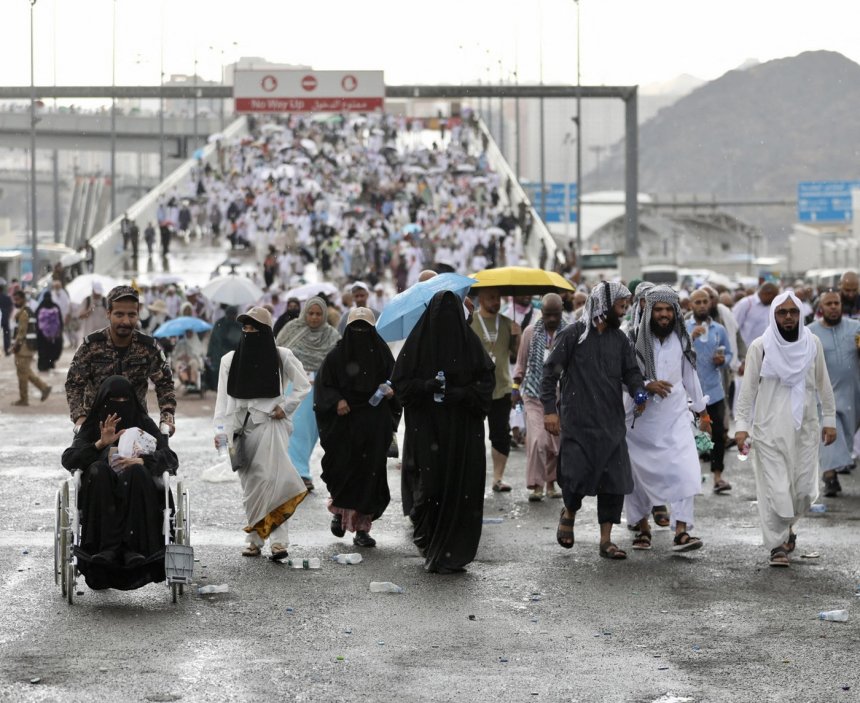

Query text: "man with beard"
[735, 292, 836, 567]
[66, 286, 176, 435]
[542, 282, 646, 560]
[625, 286, 710, 554]
[838, 270, 859, 319]
[687, 289, 733, 492]
[808, 290, 860, 494]
[514, 293, 565, 501]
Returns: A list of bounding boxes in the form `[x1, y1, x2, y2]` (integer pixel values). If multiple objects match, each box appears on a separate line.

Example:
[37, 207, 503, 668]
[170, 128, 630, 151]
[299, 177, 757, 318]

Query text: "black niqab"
[337, 321, 387, 395]
[84, 375, 147, 435]
[227, 319, 282, 399]
[395, 290, 492, 386]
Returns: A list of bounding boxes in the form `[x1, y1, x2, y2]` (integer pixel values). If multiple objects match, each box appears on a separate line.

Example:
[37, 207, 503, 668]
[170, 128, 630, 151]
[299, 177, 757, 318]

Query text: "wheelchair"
[54, 468, 193, 604]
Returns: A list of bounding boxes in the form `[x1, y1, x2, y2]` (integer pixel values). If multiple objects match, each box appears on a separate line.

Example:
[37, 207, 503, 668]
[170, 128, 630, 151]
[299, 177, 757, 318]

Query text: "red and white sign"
[234, 70, 384, 113]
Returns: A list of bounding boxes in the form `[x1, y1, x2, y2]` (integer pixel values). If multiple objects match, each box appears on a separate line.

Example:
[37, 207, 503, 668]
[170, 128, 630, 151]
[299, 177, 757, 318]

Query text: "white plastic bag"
[117, 427, 158, 458]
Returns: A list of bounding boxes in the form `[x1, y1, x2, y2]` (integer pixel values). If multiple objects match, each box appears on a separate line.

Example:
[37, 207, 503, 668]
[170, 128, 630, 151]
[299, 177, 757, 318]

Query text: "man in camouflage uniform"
[11, 289, 51, 406]
[65, 285, 176, 434]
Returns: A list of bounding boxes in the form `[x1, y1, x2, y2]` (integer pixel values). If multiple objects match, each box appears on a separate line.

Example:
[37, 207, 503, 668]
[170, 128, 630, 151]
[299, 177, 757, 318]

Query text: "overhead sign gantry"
[233, 70, 385, 113]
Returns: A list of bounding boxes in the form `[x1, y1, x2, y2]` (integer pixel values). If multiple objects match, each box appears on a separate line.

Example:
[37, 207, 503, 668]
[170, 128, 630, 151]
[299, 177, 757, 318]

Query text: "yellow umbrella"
[469, 266, 574, 296]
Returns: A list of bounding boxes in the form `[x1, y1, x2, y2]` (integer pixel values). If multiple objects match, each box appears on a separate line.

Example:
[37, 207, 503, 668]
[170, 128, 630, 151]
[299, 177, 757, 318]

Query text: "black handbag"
[230, 412, 251, 472]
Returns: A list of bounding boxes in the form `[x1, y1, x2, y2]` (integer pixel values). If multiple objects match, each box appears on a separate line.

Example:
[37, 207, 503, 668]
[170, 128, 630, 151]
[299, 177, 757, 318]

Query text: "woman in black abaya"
[391, 291, 495, 573]
[35, 291, 63, 371]
[61, 375, 178, 590]
[315, 308, 401, 548]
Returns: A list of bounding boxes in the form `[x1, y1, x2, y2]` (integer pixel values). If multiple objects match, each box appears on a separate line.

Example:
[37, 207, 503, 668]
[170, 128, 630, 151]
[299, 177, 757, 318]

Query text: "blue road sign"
[797, 180, 860, 223]
[522, 182, 577, 223]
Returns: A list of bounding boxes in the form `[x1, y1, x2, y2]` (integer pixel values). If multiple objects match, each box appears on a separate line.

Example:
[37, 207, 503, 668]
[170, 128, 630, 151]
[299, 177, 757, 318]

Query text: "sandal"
[269, 543, 289, 561]
[713, 479, 732, 494]
[556, 508, 575, 549]
[651, 506, 671, 528]
[599, 541, 627, 560]
[769, 547, 790, 567]
[492, 480, 512, 493]
[672, 531, 703, 552]
[242, 544, 261, 557]
[785, 531, 796, 553]
[545, 487, 562, 499]
[632, 531, 652, 550]
[528, 488, 544, 502]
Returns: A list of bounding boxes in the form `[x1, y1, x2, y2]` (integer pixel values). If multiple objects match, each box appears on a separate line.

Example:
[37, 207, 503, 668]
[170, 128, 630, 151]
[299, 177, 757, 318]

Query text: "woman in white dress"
[213, 306, 310, 560]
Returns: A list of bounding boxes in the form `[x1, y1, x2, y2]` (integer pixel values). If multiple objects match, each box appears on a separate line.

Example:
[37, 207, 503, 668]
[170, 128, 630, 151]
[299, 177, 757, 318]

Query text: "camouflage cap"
[106, 285, 140, 305]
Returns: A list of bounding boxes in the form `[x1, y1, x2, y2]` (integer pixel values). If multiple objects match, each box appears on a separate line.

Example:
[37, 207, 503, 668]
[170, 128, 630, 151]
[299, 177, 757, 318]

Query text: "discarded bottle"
[369, 380, 392, 407]
[738, 439, 752, 462]
[434, 371, 446, 403]
[818, 609, 848, 622]
[369, 581, 404, 593]
[287, 558, 321, 570]
[482, 517, 504, 524]
[215, 424, 228, 458]
[332, 553, 363, 565]
[197, 584, 229, 594]
[809, 503, 827, 514]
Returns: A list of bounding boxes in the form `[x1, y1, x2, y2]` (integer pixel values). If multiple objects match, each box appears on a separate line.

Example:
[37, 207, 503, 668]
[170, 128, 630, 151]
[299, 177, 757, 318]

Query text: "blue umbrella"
[376, 273, 476, 342]
[402, 223, 422, 236]
[152, 316, 213, 338]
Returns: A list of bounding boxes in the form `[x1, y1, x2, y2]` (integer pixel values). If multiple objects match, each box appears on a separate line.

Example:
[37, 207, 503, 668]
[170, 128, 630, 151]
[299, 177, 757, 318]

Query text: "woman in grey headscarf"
[275, 296, 341, 490]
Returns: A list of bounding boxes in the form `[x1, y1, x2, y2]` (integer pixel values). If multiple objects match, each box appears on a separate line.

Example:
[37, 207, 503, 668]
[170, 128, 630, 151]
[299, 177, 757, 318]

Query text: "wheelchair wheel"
[54, 489, 62, 587]
[66, 563, 75, 604]
[59, 482, 70, 597]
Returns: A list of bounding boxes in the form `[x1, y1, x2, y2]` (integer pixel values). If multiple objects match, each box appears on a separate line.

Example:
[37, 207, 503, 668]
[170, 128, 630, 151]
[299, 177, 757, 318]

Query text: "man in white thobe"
[735, 292, 836, 567]
[625, 286, 710, 553]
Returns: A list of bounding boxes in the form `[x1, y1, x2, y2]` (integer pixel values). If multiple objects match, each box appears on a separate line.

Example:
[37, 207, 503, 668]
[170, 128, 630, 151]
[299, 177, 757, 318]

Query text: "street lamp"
[110, 0, 116, 220]
[29, 0, 38, 279]
[563, 132, 575, 240]
[573, 0, 582, 256]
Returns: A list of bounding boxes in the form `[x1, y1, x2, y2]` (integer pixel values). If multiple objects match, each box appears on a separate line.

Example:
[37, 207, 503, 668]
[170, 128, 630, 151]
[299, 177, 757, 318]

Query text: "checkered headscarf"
[628, 281, 655, 343]
[633, 285, 696, 379]
[578, 280, 632, 344]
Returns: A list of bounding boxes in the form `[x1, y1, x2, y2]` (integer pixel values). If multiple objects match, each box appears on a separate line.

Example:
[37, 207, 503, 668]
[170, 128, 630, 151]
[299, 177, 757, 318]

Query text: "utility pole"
[574, 0, 582, 256]
[110, 0, 117, 220]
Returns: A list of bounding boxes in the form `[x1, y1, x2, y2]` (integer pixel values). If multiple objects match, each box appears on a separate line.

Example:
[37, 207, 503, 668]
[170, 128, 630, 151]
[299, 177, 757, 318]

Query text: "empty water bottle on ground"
[197, 584, 229, 595]
[288, 558, 321, 570]
[818, 609, 848, 622]
[370, 581, 404, 593]
[369, 380, 392, 407]
[215, 424, 228, 458]
[434, 371, 446, 403]
[332, 553, 363, 565]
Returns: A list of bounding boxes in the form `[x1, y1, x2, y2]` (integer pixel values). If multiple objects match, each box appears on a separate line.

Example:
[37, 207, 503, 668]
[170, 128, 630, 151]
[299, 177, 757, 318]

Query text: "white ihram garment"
[735, 335, 835, 549]
[624, 333, 708, 525]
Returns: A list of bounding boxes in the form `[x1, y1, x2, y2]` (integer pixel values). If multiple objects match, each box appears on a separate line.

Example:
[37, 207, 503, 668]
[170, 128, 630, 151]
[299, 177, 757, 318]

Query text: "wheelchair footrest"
[165, 544, 194, 583]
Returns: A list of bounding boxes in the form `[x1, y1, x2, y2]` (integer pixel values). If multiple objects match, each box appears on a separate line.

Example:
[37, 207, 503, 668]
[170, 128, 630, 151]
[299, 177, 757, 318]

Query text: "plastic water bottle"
[514, 399, 524, 416]
[215, 424, 228, 458]
[738, 439, 752, 462]
[160, 422, 171, 437]
[369, 380, 391, 407]
[434, 371, 446, 403]
[332, 553, 363, 565]
[369, 581, 404, 593]
[818, 609, 848, 622]
[287, 558, 321, 570]
[197, 584, 229, 594]
[809, 503, 827, 514]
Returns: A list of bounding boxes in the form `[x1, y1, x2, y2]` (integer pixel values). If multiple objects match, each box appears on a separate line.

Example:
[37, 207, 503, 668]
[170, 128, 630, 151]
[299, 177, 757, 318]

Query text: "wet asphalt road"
[0, 404, 858, 703]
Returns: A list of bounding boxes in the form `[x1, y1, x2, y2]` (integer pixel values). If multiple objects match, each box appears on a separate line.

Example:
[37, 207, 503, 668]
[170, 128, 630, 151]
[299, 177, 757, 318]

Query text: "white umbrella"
[485, 226, 506, 237]
[207, 132, 225, 143]
[260, 123, 286, 134]
[300, 138, 318, 155]
[146, 273, 186, 286]
[284, 281, 339, 302]
[66, 274, 122, 304]
[202, 274, 264, 307]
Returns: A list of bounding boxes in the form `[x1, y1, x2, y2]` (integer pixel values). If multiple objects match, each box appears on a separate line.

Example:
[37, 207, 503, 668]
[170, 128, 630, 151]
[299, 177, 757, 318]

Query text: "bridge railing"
[87, 116, 249, 276]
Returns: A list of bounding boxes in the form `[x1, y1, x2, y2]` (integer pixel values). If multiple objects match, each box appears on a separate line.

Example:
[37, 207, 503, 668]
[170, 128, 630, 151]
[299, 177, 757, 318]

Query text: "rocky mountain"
[591, 51, 860, 240]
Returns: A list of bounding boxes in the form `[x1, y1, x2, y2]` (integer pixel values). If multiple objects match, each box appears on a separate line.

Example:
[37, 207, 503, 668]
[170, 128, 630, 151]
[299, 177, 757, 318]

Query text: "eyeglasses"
[774, 309, 800, 318]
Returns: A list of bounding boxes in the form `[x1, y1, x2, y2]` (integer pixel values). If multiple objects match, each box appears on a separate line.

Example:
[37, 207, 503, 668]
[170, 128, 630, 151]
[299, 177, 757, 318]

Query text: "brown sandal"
[632, 532, 652, 550]
[769, 547, 790, 567]
[651, 506, 670, 528]
[556, 508, 575, 549]
[242, 544, 261, 557]
[599, 541, 627, 560]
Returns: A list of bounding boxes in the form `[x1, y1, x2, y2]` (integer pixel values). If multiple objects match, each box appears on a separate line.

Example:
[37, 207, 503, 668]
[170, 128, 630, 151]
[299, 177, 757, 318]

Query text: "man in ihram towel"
[625, 285, 710, 554]
[735, 291, 835, 568]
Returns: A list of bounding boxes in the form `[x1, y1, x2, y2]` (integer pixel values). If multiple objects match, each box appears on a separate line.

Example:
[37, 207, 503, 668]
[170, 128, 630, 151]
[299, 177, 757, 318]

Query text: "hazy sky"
[2, 0, 858, 90]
